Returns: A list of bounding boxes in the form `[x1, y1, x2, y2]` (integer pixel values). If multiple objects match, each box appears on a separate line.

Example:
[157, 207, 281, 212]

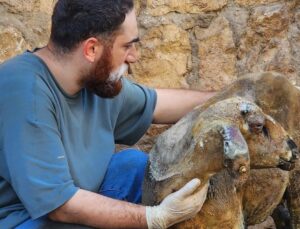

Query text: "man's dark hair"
[50, 0, 134, 53]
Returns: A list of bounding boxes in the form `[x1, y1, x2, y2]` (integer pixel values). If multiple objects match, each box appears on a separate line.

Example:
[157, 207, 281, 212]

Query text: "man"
[0, 0, 215, 228]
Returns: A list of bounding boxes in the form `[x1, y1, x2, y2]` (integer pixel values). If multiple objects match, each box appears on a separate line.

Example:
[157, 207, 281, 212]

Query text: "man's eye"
[124, 44, 133, 49]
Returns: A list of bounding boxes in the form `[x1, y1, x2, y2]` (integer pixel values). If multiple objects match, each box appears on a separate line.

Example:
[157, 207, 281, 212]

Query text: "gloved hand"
[146, 178, 209, 229]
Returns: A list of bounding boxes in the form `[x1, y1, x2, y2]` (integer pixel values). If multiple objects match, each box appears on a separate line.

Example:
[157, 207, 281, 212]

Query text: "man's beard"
[80, 46, 128, 98]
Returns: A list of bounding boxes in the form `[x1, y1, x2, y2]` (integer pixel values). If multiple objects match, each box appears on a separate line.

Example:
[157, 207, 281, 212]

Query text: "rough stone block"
[235, 0, 280, 7]
[146, 0, 228, 16]
[0, 25, 29, 63]
[131, 24, 191, 88]
[195, 16, 237, 91]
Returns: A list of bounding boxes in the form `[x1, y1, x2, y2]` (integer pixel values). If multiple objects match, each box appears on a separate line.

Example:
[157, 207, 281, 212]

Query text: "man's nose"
[126, 44, 139, 63]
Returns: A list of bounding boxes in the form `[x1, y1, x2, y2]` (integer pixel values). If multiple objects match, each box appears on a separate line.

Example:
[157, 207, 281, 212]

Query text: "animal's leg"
[287, 169, 300, 229]
[242, 169, 289, 226]
[272, 201, 291, 229]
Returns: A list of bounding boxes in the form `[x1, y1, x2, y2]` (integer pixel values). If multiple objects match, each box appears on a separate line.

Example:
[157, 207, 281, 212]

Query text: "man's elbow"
[48, 198, 82, 223]
[48, 207, 66, 222]
[48, 201, 76, 223]
[48, 189, 82, 222]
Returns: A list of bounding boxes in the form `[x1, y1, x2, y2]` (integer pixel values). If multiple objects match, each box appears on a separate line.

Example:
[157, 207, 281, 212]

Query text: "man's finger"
[193, 181, 209, 201]
[174, 178, 201, 198]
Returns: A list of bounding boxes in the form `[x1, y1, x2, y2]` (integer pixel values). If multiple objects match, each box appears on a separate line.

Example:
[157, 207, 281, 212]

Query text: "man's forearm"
[153, 89, 217, 124]
[48, 189, 147, 228]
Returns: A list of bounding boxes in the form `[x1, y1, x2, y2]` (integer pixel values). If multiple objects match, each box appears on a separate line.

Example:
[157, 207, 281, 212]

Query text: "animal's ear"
[219, 124, 249, 167]
[219, 124, 250, 181]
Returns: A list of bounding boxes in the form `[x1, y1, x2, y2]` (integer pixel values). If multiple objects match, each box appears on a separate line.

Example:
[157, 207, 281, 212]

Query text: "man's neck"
[34, 45, 83, 96]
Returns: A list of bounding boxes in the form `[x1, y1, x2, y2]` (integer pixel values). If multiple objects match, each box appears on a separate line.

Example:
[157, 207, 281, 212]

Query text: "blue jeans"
[16, 149, 148, 229]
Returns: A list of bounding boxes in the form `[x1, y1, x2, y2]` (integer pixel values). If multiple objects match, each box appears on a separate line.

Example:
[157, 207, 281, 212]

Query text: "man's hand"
[146, 178, 209, 229]
[48, 179, 207, 229]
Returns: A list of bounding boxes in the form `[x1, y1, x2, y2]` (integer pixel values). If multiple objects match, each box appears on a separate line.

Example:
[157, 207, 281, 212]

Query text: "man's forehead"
[119, 10, 139, 40]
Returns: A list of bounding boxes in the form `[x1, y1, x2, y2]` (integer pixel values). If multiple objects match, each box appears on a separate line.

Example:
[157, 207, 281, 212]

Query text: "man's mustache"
[107, 64, 128, 82]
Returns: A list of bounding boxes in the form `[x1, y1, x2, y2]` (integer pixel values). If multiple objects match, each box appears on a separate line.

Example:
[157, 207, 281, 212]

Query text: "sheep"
[142, 97, 298, 228]
[199, 72, 300, 228]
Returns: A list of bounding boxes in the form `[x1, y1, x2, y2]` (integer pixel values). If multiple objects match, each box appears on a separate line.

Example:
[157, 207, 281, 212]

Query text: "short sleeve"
[1, 77, 78, 219]
[114, 78, 157, 145]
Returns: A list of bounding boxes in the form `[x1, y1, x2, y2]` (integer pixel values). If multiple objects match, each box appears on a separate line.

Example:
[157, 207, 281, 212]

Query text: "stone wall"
[132, 0, 300, 152]
[1, 0, 299, 89]
[133, 0, 300, 90]
[1, 0, 300, 152]
[0, 0, 56, 62]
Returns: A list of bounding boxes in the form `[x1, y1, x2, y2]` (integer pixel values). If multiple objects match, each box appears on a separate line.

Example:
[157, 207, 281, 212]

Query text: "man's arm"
[49, 189, 147, 228]
[153, 89, 217, 124]
[48, 179, 208, 229]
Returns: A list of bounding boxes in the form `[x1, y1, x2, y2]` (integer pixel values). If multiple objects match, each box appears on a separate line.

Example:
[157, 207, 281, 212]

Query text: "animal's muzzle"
[278, 138, 299, 171]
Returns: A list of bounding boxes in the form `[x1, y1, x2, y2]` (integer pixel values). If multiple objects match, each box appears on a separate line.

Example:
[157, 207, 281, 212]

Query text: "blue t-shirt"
[0, 51, 157, 228]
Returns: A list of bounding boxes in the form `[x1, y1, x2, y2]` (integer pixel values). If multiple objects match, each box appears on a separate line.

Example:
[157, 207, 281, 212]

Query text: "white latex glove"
[146, 178, 209, 229]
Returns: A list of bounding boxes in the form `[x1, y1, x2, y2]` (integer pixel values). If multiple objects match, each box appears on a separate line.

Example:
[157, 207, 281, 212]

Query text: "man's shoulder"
[0, 52, 50, 89]
[0, 52, 54, 105]
[1, 51, 44, 77]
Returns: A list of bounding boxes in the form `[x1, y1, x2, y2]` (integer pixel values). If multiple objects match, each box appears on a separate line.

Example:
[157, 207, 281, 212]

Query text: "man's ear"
[82, 37, 104, 63]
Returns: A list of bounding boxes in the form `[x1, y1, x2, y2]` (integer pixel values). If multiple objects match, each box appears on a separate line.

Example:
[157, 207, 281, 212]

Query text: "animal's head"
[197, 97, 299, 170]
[142, 97, 299, 205]
[142, 104, 250, 205]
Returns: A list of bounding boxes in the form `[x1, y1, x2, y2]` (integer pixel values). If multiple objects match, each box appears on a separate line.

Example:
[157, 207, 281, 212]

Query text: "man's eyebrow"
[126, 37, 140, 44]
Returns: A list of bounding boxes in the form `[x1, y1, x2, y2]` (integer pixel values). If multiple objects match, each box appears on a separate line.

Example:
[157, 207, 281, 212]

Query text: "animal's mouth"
[278, 158, 295, 171]
[250, 157, 296, 171]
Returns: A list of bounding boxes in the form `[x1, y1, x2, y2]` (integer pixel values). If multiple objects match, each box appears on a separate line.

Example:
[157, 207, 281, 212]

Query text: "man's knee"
[113, 148, 148, 171]
[99, 148, 148, 203]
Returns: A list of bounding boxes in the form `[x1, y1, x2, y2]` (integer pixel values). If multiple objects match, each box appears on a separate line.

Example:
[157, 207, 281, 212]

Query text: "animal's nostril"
[287, 139, 299, 161]
[287, 138, 298, 151]
[292, 149, 299, 160]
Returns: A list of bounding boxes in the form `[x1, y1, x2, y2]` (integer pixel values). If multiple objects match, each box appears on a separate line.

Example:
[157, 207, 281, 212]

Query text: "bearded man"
[0, 0, 213, 228]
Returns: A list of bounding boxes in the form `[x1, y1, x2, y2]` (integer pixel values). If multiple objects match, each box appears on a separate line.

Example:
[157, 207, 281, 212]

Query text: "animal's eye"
[256, 124, 264, 131]
[240, 103, 252, 116]
[241, 110, 248, 116]
[262, 126, 269, 138]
